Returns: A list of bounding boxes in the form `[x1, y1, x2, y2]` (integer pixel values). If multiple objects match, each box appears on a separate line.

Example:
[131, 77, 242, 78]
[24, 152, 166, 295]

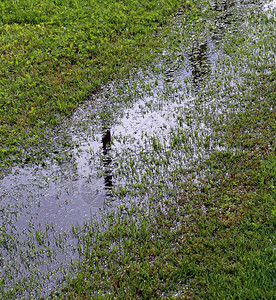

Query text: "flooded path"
[0, 0, 275, 298]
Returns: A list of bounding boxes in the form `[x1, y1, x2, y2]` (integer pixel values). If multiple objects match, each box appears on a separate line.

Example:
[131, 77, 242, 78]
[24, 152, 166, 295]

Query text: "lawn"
[0, 0, 188, 167]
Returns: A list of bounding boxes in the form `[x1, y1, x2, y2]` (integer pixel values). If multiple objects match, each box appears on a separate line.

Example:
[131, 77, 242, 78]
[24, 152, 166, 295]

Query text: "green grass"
[0, 0, 189, 168]
[54, 3, 275, 299]
[1, 0, 275, 298]
[59, 72, 275, 299]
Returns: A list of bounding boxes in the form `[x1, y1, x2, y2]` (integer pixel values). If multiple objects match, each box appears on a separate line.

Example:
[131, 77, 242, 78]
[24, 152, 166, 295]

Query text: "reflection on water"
[211, 0, 236, 11]
[102, 129, 113, 196]
[0, 0, 242, 296]
[189, 42, 210, 89]
[0, 0, 238, 243]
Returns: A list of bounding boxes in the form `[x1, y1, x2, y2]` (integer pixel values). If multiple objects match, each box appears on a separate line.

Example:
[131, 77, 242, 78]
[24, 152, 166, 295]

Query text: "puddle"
[0, 43, 220, 297]
[1, 0, 270, 298]
[264, 0, 276, 11]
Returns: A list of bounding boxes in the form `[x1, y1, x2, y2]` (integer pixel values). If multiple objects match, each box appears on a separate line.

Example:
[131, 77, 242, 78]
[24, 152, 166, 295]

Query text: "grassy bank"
[56, 2, 275, 299]
[0, 0, 189, 168]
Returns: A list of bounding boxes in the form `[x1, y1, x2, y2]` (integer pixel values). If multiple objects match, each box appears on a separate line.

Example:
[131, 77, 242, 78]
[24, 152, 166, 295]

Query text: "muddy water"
[1, 0, 274, 298]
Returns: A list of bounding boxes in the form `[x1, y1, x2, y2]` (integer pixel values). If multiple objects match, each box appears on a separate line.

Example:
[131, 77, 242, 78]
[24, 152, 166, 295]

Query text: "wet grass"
[1, 0, 275, 299]
[53, 2, 275, 299]
[57, 80, 276, 298]
[0, 0, 190, 169]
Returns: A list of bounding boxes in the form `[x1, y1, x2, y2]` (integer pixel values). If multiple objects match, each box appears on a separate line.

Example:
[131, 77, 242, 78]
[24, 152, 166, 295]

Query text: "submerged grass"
[56, 2, 275, 299]
[0, 0, 190, 168]
[0, 0, 275, 299]
[57, 78, 276, 298]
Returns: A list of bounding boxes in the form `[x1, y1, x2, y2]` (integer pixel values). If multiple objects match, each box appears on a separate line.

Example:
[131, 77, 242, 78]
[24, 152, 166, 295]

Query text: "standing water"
[0, 0, 274, 298]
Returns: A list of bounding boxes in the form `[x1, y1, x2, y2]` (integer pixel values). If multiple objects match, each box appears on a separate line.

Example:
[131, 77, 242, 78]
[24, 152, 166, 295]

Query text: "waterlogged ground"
[0, 1, 275, 298]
